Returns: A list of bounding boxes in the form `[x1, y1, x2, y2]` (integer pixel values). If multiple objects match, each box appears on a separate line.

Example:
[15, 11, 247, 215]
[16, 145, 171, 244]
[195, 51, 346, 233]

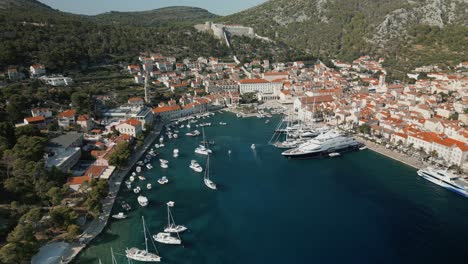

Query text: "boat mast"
[142, 216, 148, 253]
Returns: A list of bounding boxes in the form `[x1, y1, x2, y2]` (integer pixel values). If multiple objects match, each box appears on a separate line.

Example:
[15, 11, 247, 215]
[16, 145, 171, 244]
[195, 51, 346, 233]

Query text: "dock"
[356, 137, 424, 170]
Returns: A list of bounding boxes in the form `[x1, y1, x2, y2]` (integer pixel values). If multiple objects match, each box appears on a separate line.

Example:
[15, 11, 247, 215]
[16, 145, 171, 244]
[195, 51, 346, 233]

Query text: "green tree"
[65, 224, 81, 242]
[15, 124, 42, 138]
[108, 141, 131, 168]
[49, 206, 78, 228]
[46, 187, 64, 206]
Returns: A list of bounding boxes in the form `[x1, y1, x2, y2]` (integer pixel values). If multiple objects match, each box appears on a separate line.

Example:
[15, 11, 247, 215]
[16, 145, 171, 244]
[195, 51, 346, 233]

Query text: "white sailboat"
[204, 156, 217, 190]
[164, 201, 187, 233]
[126, 216, 161, 262]
[153, 232, 181, 245]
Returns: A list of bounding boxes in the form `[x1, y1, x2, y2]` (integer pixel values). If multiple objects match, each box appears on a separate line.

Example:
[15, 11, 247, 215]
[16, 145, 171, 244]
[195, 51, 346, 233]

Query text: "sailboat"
[164, 201, 187, 233]
[126, 216, 161, 262]
[195, 128, 212, 155]
[204, 155, 217, 190]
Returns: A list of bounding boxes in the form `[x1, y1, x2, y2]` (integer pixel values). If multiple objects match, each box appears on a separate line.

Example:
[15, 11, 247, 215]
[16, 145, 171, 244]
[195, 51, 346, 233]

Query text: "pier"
[356, 137, 424, 170]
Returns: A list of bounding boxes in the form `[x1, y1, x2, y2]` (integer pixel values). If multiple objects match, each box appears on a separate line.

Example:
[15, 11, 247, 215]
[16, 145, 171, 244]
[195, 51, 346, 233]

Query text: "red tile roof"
[124, 118, 141, 127]
[152, 105, 181, 113]
[58, 109, 76, 118]
[67, 175, 90, 185]
[239, 78, 269, 84]
[25, 116, 45, 123]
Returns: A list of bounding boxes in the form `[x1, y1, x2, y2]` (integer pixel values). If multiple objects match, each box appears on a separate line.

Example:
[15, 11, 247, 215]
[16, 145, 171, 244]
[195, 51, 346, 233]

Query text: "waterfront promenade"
[356, 137, 424, 170]
[56, 121, 165, 264]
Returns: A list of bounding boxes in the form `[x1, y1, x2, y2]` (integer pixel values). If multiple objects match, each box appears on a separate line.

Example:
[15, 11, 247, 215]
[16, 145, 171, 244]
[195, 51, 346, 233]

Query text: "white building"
[115, 118, 143, 138]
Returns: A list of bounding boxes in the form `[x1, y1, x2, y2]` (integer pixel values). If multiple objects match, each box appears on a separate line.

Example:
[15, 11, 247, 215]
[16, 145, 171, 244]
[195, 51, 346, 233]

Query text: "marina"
[75, 112, 468, 264]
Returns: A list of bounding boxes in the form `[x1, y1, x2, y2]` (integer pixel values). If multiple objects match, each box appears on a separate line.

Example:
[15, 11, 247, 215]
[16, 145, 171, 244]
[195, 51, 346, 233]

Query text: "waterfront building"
[103, 105, 153, 130]
[115, 118, 143, 138]
[152, 105, 182, 120]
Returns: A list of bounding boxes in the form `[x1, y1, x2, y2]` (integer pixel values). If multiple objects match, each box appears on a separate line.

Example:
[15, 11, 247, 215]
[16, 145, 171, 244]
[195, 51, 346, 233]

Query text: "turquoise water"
[76, 112, 468, 264]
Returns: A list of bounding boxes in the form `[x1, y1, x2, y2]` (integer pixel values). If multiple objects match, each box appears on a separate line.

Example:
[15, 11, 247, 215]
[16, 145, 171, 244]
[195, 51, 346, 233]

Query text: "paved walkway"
[356, 137, 424, 170]
[57, 121, 165, 264]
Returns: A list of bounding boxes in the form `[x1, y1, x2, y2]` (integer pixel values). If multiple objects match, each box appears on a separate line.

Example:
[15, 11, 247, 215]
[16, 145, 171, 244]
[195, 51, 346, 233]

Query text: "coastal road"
[58, 121, 165, 264]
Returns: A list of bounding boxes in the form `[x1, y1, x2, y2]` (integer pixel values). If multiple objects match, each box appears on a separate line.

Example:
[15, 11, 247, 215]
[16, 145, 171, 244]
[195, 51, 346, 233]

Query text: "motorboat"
[329, 152, 341, 157]
[173, 149, 179, 158]
[159, 159, 169, 164]
[189, 160, 203, 173]
[147, 183, 152, 190]
[146, 164, 153, 170]
[136, 166, 142, 173]
[160, 163, 168, 169]
[137, 195, 148, 207]
[129, 176, 135, 182]
[195, 145, 211, 155]
[138, 175, 146, 181]
[112, 212, 127, 219]
[158, 176, 169, 185]
[417, 167, 468, 198]
[185, 130, 200, 137]
[133, 187, 141, 194]
[251, 144, 256, 150]
[136, 161, 144, 166]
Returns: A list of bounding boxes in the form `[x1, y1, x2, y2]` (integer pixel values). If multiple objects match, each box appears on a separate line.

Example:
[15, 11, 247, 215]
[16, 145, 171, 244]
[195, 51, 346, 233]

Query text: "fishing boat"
[189, 160, 203, 172]
[138, 175, 146, 181]
[126, 216, 161, 262]
[136, 166, 142, 173]
[204, 156, 217, 190]
[153, 232, 181, 245]
[164, 201, 187, 233]
[158, 176, 169, 185]
[146, 164, 153, 170]
[137, 195, 148, 207]
[147, 183, 152, 190]
[112, 212, 127, 219]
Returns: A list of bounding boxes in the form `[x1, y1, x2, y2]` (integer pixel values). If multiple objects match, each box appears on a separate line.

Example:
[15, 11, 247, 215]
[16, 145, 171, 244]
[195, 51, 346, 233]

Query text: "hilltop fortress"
[195, 22, 272, 43]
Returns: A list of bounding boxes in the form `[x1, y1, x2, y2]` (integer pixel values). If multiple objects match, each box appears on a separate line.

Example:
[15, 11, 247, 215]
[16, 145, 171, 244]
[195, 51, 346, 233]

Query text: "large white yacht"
[281, 130, 360, 159]
[417, 167, 468, 198]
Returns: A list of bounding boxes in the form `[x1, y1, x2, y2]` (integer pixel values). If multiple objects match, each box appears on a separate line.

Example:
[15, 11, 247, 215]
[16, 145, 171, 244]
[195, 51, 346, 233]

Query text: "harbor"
[75, 112, 468, 264]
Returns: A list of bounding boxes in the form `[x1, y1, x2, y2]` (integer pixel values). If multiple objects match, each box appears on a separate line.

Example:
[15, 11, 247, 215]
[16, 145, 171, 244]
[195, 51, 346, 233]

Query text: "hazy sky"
[38, 0, 267, 16]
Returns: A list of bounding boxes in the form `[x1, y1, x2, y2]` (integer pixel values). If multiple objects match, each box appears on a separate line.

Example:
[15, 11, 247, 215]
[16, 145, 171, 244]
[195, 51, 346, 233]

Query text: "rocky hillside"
[221, 0, 468, 73]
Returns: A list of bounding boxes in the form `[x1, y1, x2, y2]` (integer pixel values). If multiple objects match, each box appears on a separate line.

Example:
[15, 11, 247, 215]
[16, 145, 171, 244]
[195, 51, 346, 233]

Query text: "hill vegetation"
[221, 0, 468, 74]
[93, 6, 219, 27]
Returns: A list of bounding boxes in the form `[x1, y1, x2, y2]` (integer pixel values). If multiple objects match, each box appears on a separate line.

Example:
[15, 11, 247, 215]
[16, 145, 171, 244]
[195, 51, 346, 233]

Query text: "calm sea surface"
[75, 112, 468, 264]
